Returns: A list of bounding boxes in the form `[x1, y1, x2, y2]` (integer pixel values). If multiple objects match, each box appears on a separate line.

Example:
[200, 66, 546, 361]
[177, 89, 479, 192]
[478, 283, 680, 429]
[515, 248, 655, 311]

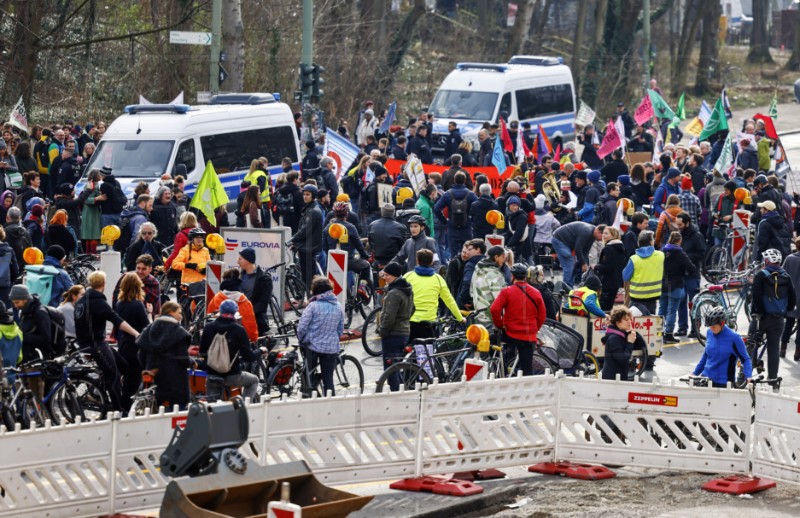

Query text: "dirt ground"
[490, 471, 800, 517]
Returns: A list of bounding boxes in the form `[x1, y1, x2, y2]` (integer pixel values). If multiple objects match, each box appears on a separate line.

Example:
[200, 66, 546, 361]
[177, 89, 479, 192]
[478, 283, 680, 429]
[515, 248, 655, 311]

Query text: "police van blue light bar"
[124, 104, 191, 114]
[455, 63, 508, 72]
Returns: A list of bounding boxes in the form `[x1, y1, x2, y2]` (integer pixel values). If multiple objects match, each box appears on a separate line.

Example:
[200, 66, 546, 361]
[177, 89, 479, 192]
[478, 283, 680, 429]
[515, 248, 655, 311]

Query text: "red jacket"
[165, 227, 191, 269]
[490, 281, 546, 341]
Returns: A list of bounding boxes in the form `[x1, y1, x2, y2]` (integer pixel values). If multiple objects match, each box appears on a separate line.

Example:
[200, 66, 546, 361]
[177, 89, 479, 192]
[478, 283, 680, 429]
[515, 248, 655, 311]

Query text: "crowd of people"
[0, 97, 797, 412]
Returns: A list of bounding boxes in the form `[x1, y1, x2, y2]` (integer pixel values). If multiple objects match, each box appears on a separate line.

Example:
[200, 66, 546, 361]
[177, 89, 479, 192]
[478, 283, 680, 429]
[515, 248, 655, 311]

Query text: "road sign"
[219, 64, 228, 85]
[170, 31, 212, 46]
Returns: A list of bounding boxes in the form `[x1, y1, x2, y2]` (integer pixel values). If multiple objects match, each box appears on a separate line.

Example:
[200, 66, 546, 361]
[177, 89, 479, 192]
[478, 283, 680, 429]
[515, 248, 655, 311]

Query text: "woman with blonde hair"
[164, 211, 198, 270]
[114, 272, 151, 410]
[241, 184, 263, 228]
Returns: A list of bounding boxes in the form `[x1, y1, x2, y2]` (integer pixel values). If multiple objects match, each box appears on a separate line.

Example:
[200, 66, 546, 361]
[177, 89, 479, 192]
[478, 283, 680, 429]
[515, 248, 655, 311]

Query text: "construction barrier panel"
[751, 387, 800, 484]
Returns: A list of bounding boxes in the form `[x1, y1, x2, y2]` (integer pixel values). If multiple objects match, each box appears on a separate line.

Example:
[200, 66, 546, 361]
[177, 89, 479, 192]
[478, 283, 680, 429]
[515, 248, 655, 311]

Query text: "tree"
[572, 0, 590, 91]
[671, 0, 703, 97]
[506, 0, 536, 59]
[748, 0, 774, 64]
[786, 10, 800, 71]
[222, 0, 245, 92]
[694, 0, 722, 95]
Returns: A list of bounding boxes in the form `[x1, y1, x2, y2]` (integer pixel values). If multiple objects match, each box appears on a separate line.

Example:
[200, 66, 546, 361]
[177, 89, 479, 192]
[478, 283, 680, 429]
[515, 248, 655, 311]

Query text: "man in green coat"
[415, 184, 438, 237]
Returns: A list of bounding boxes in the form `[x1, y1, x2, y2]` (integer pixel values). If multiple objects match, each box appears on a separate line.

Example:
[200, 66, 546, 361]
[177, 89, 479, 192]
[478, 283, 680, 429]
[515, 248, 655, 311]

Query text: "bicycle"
[706, 60, 744, 87]
[64, 253, 99, 285]
[263, 344, 364, 400]
[284, 261, 306, 316]
[128, 370, 158, 416]
[702, 223, 753, 283]
[690, 264, 757, 346]
[375, 333, 473, 392]
[342, 266, 374, 330]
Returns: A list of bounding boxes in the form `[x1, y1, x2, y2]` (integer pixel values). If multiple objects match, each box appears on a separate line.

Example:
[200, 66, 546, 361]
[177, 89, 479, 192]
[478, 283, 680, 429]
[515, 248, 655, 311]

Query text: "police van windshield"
[430, 90, 498, 121]
[84, 140, 174, 178]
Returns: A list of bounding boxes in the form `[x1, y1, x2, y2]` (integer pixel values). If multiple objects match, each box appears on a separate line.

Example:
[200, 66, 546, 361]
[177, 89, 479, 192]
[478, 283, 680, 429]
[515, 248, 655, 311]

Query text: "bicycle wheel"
[723, 66, 744, 87]
[692, 296, 720, 347]
[1, 402, 16, 431]
[264, 361, 302, 400]
[20, 397, 45, 429]
[284, 275, 305, 316]
[69, 262, 97, 286]
[130, 391, 157, 417]
[484, 355, 505, 379]
[343, 298, 355, 329]
[375, 362, 432, 393]
[361, 306, 383, 357]
[733, 339, 757, 389]
[580, 351, 600, 379]
[628, 346, 649, 380]
[703, 246, 732, 284]
[531, 351, 558, 375]
[67, 376, 110, 422]
[333, 355, 365, 396]
[269, 295, 285, 326]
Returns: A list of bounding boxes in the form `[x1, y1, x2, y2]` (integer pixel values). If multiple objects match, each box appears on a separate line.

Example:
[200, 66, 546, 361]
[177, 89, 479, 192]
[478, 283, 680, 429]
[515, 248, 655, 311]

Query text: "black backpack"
[105, 181, 128, 213]
[114, 215, 134, 253]
[450, 196, 468, 228]
[591, 200, 606, 225]
[44, 305, 67, 357]
[274, 190, 295, 218]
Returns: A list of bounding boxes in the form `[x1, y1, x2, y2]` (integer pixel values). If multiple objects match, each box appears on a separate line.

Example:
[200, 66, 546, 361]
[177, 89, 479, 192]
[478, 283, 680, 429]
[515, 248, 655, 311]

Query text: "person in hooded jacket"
[434, 172, 477, 259]
[0, 191, 13, 228]
[470, 183, 499, 240]
[137, 302, 191, 409]
[404, 249, 463, 341]
[150, 187, 178, 247]
[200, 300, 266, 401]
[297, 277, 344, 396]
[503, 196, 530, 262]
[415, 184, 438, 236]
[750, 249, 795, 380]
[272, 171, 304, 233]
[659, 232, 697, 343]
[391, 215, 439, 272]
[378, 263, 414, 391]
[456, 239, 486, 308]
[593, 227, 627, 311]
[754, 200, 791, 260]
[676, 213, 706, 337]
[207, 269, 259, 343]
[736, 139, 759, 171]
[368, 204, 409, 266]
[601, 306, 647, 380]
[577, 171, 604, 223]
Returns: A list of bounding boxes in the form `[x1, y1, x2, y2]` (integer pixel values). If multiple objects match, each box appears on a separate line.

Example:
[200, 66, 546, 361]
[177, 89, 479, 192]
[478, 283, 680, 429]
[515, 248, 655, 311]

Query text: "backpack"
[105, 182, 128, 213]
[206, 332, 238, 374]
[0, 248, 12, 288]
[450, 195, 468, 228]
[274, 190, 295, 218]
[591, 200, 606, 225]
[25, 265, 58, 308]
[43, 305, 66, 357]
[761, 269, 792, 316]
[114, 215, 134, 253]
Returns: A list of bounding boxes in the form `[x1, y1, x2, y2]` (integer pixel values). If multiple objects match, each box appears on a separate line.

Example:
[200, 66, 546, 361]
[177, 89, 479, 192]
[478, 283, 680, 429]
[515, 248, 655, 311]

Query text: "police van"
[429, 56, 575, 157]
[77, 93, 301, 200]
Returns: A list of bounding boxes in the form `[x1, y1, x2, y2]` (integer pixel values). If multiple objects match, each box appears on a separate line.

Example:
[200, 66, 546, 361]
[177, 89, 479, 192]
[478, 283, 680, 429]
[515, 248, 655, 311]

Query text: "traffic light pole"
[301, 0, 315, 145]
[209, 0, 223, 94]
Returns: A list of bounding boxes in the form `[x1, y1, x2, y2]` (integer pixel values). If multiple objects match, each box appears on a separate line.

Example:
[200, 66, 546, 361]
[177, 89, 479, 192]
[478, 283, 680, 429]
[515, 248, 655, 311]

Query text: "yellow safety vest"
[243, 169, 271, 203]
[629, 252, 665, 300]
[566, 287, 597, 315]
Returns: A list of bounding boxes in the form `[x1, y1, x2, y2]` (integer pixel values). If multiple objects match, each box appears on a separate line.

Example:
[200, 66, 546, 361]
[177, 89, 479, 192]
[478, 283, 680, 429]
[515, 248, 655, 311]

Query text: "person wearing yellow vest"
[565, 275, 606, 318]
[622, 230, 664, 315]
[403, 248, 464, 341]
[243, 158, 271, 228]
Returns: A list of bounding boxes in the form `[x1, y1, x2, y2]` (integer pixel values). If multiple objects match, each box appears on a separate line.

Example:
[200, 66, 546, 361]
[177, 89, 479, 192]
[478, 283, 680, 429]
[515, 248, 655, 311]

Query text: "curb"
[778, 128, 800, 137]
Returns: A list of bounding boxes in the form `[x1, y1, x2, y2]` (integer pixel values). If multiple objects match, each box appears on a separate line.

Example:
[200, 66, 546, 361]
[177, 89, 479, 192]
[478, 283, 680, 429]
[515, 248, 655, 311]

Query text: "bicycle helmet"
[333, 201, 349, 218]
[754, 174, 768, 187]
[407, 215, 426, 227]
[510, 263, 528, 280]
[762, 248, 782, 265]
[188, 228, 207, 240]
[704, 307, 727, 327]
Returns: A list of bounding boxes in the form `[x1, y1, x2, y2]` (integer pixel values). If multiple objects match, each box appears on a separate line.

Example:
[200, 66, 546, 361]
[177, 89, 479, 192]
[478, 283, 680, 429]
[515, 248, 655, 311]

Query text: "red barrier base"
[340, 330, 362, 341]
[702, 475, 776, 495]
[390, 475, 484, 496]
[528, 461, 617, 480]
[452, 468, 507, 481]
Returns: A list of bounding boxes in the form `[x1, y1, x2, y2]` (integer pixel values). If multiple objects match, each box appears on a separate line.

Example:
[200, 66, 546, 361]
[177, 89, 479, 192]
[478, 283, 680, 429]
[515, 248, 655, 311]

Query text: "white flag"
[515, 126, 526, 164]
[575, 100, 596, 127]
[614, 116, 626, 158]
[612, 202, 624, 230]
[170, 91, 185, 105]
[713, 131, 734, 174]
[138, 95, 152, 105]
[652, 126, 663, 164]
[7, 96, 28, 133]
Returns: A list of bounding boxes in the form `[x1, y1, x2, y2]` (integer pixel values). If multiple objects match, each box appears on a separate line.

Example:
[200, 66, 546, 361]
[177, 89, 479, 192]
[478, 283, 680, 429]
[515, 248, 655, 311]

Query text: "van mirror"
[173, 163, 187, 177]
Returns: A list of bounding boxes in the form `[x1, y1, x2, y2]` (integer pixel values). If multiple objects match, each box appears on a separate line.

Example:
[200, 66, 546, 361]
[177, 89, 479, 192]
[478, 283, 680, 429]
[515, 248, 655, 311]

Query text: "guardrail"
[0, 374, 795, 517]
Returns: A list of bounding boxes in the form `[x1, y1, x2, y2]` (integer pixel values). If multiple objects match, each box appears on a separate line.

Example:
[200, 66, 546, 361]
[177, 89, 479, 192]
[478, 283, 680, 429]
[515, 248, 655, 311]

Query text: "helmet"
[188, 228, 207, 240]
[407, 215, 426, 227]
[754, 174, 768, 186]
[704, 307, 727, 327]
[527, 265, 545, 284]
[333, 201, 349, 218]
[510, 263, 528, 279]
[762, 248, 782, 265]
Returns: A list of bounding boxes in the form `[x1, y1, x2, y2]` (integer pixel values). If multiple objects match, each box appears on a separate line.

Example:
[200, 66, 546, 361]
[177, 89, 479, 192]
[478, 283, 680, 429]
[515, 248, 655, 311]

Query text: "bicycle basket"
[537, 318, 585, 370]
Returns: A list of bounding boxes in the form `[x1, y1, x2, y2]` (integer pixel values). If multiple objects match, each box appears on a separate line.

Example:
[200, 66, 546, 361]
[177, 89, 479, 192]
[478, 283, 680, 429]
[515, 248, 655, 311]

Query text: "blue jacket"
[693, 325, 752, 385]
[622, 245, 655, 282]
[457, 254, 483, 308]
[434, 184, 478, 233]
[120, 206, 149, 247]
[43, 256, 74, 307]
[652, 181, 679, 216]
[297, 291, 344, 354]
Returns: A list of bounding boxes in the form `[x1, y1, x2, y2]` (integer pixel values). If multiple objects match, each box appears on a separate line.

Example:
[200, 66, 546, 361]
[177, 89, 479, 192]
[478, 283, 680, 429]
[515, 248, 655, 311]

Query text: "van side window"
[175, 139, 196, 174]
[199, 127, 299, 173]
[498, 92, 512, 121]
[516, 84, 574, 120]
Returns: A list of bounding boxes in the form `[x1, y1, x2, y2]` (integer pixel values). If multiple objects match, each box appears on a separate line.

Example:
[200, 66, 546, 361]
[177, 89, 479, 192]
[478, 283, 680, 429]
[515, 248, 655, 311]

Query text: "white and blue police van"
[429, 56, 576, 156]
[76, 93, 301, 200]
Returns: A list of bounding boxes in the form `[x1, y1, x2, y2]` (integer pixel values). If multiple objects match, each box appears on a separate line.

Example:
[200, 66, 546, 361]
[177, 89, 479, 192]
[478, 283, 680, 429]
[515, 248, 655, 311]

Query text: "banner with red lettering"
[634, 95, 654, 126]
[596, 119, 621, 159]
[384, 159, 518, 197]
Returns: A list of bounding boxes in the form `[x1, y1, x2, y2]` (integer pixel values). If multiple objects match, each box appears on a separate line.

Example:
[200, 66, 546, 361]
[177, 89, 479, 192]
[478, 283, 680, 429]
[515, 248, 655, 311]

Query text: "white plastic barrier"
[751, 388, 800, 484]
[557, 377, 752, 474]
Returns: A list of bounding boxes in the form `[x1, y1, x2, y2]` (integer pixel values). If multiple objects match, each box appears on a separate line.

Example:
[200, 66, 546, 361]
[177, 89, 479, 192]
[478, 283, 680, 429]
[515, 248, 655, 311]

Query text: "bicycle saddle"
[411, 338, 438, 345]
[707, 285, 724, 292]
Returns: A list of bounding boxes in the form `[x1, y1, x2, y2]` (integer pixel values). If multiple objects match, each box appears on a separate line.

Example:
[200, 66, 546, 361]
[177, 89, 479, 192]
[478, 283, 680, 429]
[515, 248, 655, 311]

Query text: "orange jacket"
[655, 206, 683, 248]
[171, 244, 210, 284]
[207, 290, 258, 342]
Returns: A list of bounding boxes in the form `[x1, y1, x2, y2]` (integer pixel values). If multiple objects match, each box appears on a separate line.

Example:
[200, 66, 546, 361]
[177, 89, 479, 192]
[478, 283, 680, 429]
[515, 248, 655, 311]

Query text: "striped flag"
[698, 100, 712, 124]
[325, 127, 360, 179]
[378, 101, 396, 134]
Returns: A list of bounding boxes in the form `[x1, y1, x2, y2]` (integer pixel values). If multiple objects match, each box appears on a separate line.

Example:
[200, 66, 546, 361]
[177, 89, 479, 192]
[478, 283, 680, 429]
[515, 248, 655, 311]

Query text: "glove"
[185, 262, 197, 270]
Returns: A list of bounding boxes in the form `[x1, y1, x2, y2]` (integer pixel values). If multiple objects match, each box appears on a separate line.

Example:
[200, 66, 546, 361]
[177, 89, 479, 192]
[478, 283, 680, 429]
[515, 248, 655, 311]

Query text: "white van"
[429, 56, 576, 156]
[76, 93, 301, 200]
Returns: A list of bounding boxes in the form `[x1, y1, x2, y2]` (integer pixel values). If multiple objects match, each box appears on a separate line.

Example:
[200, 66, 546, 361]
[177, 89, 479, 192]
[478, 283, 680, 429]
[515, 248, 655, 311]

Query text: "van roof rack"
[507, 56, 563, 66]
[210, 93, 276, 105]
[124, 104, 191, 114]
[455, 63, 508, 72]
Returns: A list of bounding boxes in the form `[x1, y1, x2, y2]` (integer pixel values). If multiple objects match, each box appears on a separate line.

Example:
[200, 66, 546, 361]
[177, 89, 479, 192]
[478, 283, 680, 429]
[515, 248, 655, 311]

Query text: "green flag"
[189, 161, 230, 226]
[698, 97, 729, 141]
[647, 89, 676, 120]
[769, 92, 778, 119]
[676, 92, 686, 120]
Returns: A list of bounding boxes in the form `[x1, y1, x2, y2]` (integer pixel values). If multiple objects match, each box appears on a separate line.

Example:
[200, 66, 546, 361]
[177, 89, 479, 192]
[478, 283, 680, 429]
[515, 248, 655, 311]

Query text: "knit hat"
[381, 203, 396, 217]
[587, 171, 601, 184]
[507, 196, 521, 207]
[47, 245, 66, 261]
[336, 193, 350, 202]
[302, 184, 318, 195]
[576, 171, 587, 181]
[317, 189, 328, 199]
[31, 204, 44, 217]
[382, 262, 402, 278]
[681, 177, 693, 190]
[219, 300, 238, 319]
[239, 247, 256, 264]
[617, 175, 631, 186]
[667, 167, 681, 180]
[534, 194, 547, 210]
[10, 285, 31, 301]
